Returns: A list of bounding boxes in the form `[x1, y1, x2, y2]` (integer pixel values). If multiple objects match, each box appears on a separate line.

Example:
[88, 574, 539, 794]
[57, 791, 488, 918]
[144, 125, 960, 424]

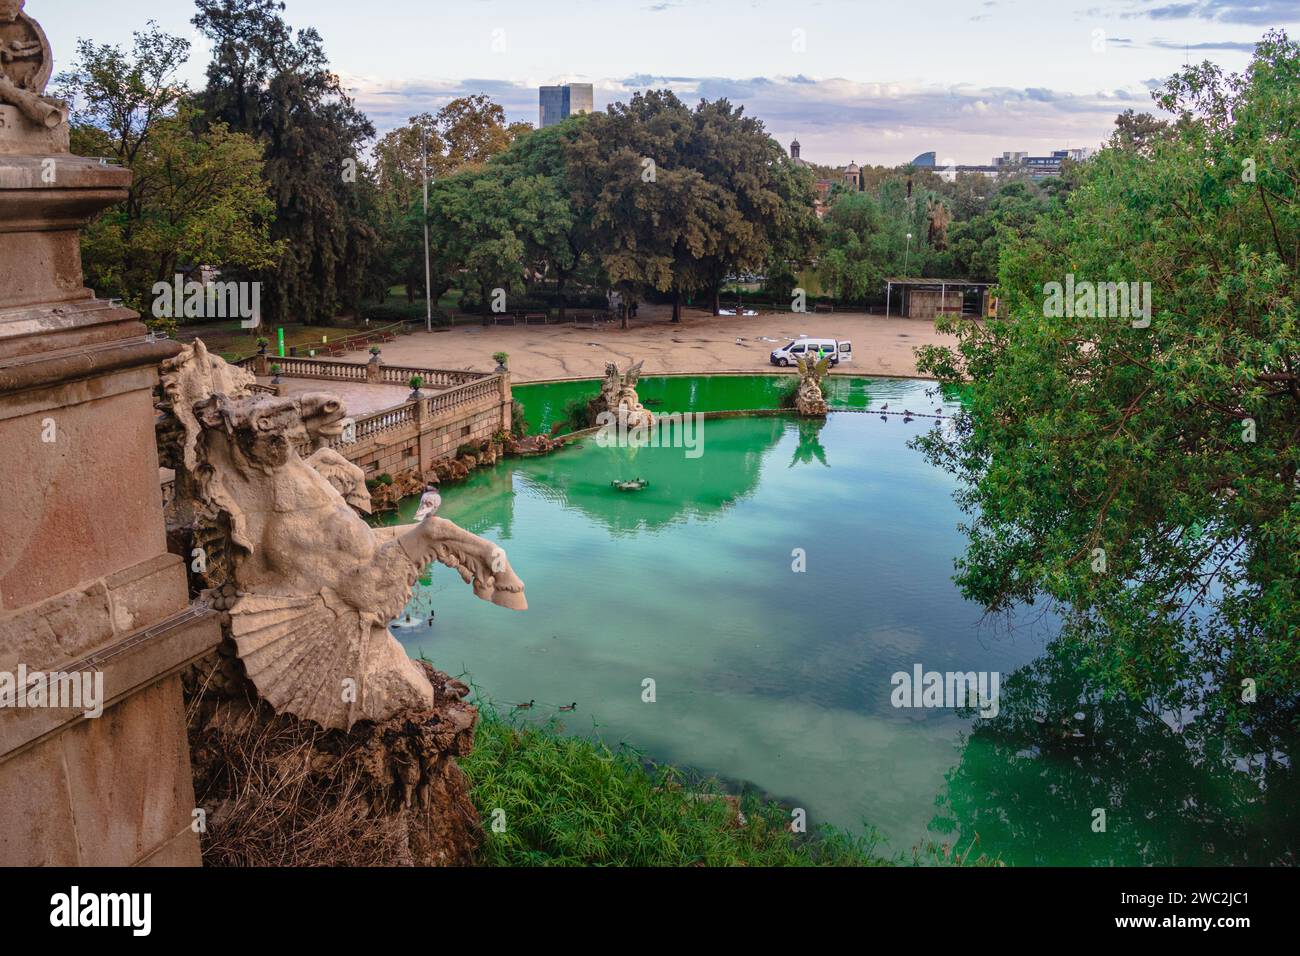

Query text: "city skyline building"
[539, 83, 594, 127]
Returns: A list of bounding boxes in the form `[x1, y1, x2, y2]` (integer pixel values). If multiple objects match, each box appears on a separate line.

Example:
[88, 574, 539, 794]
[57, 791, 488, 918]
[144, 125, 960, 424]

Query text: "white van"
[769, 337, 852, 367]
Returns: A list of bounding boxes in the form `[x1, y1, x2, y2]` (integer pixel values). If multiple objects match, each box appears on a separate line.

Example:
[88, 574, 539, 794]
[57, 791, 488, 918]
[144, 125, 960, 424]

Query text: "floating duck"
[611, 478, 649, 491]
[513, 699, 535, 711]
[559, 702, 578, 712]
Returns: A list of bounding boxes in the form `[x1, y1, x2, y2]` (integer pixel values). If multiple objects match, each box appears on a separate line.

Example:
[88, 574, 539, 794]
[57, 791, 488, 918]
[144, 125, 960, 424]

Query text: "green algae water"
[379, 376, 1295, 865]
[512, 373, 968, 433]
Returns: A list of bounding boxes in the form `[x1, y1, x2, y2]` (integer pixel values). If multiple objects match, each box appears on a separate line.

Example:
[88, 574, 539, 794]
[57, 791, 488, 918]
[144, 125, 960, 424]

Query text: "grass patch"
[461, 704, 893, 866]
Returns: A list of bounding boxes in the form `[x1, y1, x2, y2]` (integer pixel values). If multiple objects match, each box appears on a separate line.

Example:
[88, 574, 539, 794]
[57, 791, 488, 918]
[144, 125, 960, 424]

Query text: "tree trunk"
[710, 284, 721, 316]
[557, 272, 567, 322]
[671, 288, 681, 323]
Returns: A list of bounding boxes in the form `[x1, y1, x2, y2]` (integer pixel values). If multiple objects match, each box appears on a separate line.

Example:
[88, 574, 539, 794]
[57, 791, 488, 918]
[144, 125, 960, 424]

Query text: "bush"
[553, 395, 597, 434]
[509, 400, 528, 439]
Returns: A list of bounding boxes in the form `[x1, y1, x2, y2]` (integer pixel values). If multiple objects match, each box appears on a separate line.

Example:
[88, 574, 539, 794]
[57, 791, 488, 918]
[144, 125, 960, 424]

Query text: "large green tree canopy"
[193, 0, 377, 322]
[915, 30, 1300, 723]
[55, 22, 280, 330]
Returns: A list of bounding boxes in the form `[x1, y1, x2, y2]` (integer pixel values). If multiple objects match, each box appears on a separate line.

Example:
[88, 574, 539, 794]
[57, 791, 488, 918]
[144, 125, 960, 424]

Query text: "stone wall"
[0, 23, 222, 867]
[298, 372, 511, 479]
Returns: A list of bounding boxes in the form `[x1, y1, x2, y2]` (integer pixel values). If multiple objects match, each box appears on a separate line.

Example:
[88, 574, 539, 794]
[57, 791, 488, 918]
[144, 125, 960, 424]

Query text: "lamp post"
[422, 125, 433, 334]
[904, 232, 913, 275]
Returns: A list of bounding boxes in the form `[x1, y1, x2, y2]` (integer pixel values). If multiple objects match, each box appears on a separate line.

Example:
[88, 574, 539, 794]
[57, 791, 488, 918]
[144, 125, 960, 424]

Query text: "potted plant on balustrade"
[369, 345, 382, 363]
[493, 352, 509, 373]
[408, 374, 424, 400]
[270, 363, 283, 385]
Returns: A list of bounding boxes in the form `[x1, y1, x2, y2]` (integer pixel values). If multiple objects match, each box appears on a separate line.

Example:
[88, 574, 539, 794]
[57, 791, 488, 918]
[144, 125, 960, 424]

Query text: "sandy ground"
[324, 304, 957, 384]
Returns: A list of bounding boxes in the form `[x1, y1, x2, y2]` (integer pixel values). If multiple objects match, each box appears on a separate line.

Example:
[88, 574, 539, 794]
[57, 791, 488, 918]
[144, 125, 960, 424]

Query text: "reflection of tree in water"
[930, 639, 1299, 865]
[509, 416, 788, 536]
[788, 418, 828, 468]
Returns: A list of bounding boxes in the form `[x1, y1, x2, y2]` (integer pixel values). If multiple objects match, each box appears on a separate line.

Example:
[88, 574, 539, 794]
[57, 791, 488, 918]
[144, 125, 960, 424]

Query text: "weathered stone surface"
[589, 360, 654, 429]
[157, 341, 526, 731]
[0, 2, 214, 872]
[794, 354, 830, 417]
[0, 734, 80, 865]
[61, 676, 198, 866]
[506, 433, 558, 456]
[0, 388, 166, 610]
[0, 1, 64, 130]
[0, 580, 113, 671]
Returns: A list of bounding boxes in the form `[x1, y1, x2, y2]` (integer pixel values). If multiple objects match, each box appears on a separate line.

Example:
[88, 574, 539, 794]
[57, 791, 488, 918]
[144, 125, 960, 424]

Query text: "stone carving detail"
[0, 1, 64, 129]
[592, 360, 653, 428]
[794, 353, 830, 417]
[157, 341, 526, 731]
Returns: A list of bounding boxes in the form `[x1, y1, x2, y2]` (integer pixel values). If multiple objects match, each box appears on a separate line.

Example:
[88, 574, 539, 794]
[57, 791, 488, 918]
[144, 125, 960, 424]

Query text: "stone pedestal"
[0, 77, 220, 865]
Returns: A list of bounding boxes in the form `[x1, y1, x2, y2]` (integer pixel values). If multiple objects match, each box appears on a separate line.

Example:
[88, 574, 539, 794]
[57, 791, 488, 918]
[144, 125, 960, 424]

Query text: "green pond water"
[379, 376, 1295, 865]
[512, 373, 968, 433]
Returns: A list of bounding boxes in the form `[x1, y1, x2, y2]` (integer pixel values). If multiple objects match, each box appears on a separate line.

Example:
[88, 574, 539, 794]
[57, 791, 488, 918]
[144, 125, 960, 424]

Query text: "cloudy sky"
[41, 0, 1300, 166]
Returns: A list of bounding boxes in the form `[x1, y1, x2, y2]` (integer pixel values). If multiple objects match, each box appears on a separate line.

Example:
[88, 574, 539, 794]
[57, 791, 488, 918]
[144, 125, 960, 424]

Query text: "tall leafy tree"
[914, 31, 1300, 722]
[684, 98, 819, 315]
[567, 90, 697, 324]
[193, 0, 377, 322]
[56, 22, 280, 329]
[371, 96, 528, 304]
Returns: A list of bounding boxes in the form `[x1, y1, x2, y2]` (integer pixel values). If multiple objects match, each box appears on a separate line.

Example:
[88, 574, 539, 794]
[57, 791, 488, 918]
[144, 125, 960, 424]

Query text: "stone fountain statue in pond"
[157, 341, 526, 731]
[794, 353, 830, 417]
[591, 360, 653, 429]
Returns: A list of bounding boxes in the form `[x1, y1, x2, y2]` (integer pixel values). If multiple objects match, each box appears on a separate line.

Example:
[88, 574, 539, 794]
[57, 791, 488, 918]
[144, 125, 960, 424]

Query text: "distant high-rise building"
[539, 83, 594, 127]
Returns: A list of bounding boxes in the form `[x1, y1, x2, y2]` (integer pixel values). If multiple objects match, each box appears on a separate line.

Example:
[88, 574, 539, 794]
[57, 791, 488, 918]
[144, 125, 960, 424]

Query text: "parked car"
[770, 337, 852, 367]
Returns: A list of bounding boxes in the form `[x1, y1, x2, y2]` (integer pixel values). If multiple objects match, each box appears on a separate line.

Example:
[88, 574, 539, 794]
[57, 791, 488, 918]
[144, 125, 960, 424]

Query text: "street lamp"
[904, 232, 913, 275]
[422, 125, 433, 334]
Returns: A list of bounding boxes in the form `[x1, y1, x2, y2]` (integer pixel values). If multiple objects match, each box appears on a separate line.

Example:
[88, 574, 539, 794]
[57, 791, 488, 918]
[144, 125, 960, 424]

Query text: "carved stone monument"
[794, 354, 830, 417]
[591, 360, 654, 429]
[0, 2, 222, 865]
[157, 341, 527, 731]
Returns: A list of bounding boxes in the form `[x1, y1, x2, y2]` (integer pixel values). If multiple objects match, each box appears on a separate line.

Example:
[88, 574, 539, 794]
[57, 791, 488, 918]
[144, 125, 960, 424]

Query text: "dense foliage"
[193, 0, 378, 322]
[56, 23, 280, 331]
[915, 31, 1300, 724]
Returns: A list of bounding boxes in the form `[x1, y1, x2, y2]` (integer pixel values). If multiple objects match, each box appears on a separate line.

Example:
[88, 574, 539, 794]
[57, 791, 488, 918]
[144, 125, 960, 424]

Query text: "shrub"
[509, 400, 528, 439]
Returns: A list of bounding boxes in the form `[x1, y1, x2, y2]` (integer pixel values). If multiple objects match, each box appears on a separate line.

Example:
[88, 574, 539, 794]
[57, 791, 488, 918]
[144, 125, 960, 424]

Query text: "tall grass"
[461, 705, 892, 866]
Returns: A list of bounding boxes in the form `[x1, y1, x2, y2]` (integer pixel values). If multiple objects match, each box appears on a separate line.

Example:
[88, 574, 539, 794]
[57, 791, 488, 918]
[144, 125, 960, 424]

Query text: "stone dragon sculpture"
[794, 353, 831, 417]
[157, 341, 525, 731]
[592, 359, 654, 429]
